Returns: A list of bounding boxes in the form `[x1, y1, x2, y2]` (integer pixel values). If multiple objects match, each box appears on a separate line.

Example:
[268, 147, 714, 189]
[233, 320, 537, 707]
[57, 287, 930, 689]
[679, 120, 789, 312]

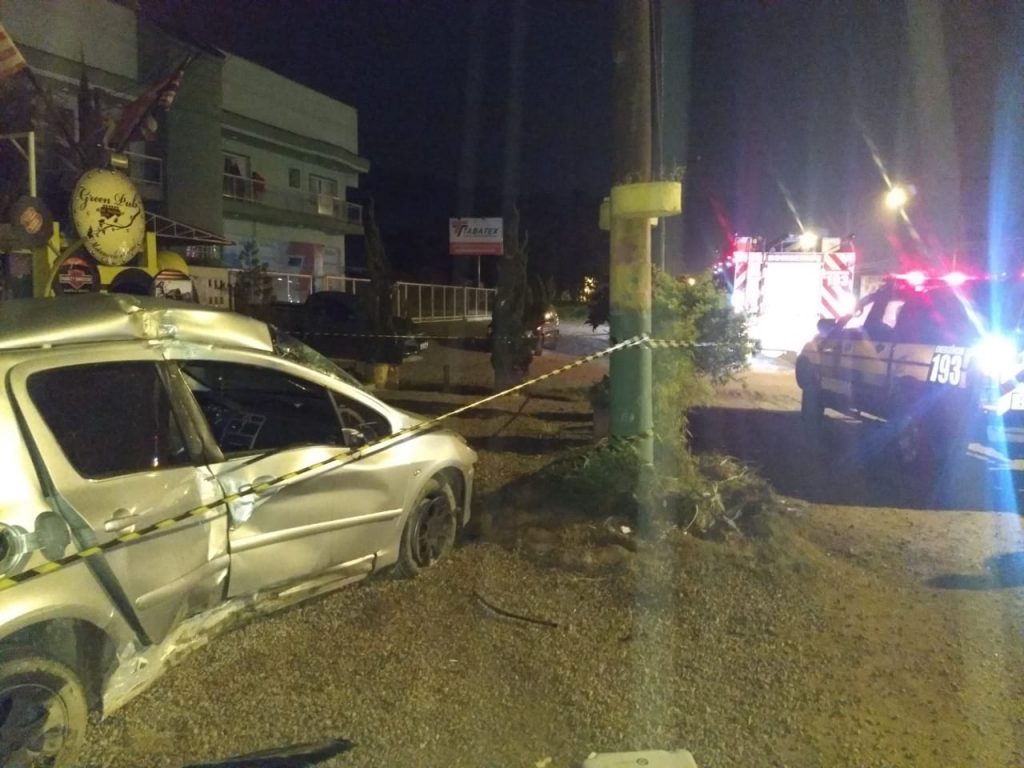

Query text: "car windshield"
[6, 3, 1024, 768]
[270, 328, 366, 390]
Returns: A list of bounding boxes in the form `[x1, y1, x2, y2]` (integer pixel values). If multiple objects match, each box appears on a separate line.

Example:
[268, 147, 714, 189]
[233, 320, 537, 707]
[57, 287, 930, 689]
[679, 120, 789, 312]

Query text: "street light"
[798, 230, 818, 250]
[885, 184, 911, 210]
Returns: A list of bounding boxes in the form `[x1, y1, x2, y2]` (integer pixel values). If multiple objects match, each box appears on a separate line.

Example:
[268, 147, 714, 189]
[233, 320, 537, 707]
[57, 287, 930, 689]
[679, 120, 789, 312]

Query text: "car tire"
[800, 380, 825, 443]
[0, 649, 89, 768]
[394, 478, 458, 579]
[893, 402, 931, 472]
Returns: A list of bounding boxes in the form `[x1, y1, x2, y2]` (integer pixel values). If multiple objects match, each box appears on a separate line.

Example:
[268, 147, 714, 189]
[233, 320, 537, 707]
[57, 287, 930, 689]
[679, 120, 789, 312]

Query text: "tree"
[490, 205, 535, 388]
[0, 76, 41, 217]
[231, 241, 273, 312]
[364, 199, 395, 337]
[0, 62, 108, 228]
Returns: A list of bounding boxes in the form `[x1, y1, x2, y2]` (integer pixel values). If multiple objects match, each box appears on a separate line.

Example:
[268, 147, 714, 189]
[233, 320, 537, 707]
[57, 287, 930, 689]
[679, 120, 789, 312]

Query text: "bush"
[566, 268, 769, 538]
[530, 440, 778, 539]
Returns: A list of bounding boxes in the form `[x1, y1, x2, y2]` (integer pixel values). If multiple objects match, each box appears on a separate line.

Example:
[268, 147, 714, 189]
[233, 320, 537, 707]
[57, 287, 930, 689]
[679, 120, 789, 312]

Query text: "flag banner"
[107, 55, 192, 150]
[0, 22, 27, 81]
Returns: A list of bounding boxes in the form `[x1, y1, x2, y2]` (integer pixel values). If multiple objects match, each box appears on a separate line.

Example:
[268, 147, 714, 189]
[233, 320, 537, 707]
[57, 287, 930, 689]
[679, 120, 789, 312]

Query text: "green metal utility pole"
[610, 0, 653, 462]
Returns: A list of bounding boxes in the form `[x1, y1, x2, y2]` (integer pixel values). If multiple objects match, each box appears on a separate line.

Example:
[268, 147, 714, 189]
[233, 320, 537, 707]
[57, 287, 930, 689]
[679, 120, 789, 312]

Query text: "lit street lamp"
[885, 184, 911, 210]
[798, 230, 819, 250]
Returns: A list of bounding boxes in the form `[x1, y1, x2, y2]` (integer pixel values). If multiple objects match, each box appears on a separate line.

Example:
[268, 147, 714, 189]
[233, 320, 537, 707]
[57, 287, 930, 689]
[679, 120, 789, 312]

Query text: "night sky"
[141, 0, 1023, 285]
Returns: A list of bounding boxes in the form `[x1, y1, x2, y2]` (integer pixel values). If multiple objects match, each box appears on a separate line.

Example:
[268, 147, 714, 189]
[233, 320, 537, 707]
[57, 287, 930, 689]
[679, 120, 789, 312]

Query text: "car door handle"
[104, 508, 139, 532]
[233, 476, 284, 503]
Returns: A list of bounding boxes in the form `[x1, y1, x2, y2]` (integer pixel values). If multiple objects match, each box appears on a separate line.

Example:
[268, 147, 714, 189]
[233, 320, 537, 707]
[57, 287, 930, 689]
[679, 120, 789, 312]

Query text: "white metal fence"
[394, 281, 494, 322]
[322, 276, 494, 321]
[323, 275, 370, 298]
[222, 271, 494, 320]
[226, 270, 314, 305]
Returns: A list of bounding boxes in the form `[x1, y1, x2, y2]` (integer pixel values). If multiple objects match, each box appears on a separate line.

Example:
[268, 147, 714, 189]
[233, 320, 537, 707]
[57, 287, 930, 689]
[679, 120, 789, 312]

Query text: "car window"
[270, 328, 366, 390]
[179, 361, 342, 455]
[879, 299, 904, 331]
[332, 393, 392, 448]
[842, 301, 874, 332]
[893, 291, 976, 345]
[27, 362, 191, 479]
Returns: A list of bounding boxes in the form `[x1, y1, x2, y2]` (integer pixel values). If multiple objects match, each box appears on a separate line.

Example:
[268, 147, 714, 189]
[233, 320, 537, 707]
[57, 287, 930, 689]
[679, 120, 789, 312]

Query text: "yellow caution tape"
[0, 334, 706, 592]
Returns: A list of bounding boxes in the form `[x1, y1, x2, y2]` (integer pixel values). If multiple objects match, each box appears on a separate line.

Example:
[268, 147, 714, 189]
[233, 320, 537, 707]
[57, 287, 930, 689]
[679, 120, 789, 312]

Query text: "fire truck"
[714, 233, 857, 353]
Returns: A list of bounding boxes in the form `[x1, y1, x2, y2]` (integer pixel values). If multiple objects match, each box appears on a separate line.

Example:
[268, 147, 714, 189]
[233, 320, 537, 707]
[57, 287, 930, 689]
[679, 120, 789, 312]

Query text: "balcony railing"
[223, 173, 363, 226]
[227, 269, 313, 304]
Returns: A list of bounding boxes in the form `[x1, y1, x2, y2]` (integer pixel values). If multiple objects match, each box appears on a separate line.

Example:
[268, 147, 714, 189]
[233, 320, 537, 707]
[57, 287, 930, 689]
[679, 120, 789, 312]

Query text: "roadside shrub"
[538, 438, 660, 516]
[231, 241, 274, 312]
[530, 440, 778, 539]
[677, 454, 780, 538]
[562, 269, 771, 539]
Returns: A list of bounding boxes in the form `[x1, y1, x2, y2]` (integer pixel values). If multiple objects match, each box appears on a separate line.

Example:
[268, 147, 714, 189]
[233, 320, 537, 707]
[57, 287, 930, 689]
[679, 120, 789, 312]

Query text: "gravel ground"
[77, 348, 1024, 768]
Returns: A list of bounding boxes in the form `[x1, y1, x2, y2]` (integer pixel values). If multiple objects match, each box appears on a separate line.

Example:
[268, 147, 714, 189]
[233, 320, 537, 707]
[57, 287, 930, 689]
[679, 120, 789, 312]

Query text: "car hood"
[390, 407, 425, 431]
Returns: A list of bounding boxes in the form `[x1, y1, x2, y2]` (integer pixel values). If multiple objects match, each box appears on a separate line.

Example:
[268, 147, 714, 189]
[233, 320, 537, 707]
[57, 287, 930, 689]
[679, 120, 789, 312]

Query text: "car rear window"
[27, 362, 192, 479]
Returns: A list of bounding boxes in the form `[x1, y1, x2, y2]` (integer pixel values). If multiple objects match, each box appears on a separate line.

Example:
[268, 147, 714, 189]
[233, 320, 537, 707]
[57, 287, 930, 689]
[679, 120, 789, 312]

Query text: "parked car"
[487, 306, 560, 356]
[537, 307, 560, 351]
[0, 294, 475, 767]
[796, 271, 1024, 470]
[254, 291, 427, 364]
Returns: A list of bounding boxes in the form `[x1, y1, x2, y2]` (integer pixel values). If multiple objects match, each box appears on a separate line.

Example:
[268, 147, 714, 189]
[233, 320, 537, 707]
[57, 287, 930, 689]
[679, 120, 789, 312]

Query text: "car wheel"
[800, 381, 825, 442]
[893, 404, 931, 471]
[395, 478, 458, 578]
[0, 650, 89, 768]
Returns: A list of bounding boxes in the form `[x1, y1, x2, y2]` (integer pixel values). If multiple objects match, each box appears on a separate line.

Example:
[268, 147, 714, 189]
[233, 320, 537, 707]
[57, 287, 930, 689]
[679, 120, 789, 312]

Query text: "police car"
[795, 271, 1024, 470]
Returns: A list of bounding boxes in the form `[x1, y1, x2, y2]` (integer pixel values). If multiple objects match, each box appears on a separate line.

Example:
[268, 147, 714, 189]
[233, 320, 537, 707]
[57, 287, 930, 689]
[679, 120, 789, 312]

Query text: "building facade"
[3, 0, 367, 300]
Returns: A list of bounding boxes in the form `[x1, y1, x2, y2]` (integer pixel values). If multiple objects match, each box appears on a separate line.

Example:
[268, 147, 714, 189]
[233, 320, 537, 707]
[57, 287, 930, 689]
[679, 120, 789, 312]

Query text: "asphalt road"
[555, 320, 609, 357]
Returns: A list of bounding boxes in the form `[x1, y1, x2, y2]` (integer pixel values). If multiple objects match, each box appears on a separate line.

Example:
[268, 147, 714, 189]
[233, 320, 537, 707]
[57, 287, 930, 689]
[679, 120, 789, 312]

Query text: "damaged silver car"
[0, 294, 475, 767]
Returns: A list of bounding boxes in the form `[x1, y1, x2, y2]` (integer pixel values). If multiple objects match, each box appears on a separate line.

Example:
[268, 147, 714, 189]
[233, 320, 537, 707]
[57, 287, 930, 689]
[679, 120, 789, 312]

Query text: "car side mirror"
[817, 317, 837, 335]
[342, 427, 368, 448]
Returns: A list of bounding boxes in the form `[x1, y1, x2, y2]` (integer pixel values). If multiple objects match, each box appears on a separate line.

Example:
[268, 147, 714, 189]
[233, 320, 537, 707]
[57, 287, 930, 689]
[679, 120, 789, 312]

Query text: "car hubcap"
[0, 682, 70, 767]
[411, 496, 454, 567]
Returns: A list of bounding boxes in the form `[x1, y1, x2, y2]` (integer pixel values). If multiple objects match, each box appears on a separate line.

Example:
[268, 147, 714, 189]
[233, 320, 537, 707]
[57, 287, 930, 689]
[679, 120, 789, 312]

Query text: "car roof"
[0, 294, 274, 353]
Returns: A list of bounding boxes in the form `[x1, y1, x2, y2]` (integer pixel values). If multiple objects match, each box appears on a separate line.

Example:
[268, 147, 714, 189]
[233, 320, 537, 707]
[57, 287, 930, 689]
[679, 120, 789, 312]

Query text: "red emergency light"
[890, 269, 977, 290]
[896, 270, 928, 287]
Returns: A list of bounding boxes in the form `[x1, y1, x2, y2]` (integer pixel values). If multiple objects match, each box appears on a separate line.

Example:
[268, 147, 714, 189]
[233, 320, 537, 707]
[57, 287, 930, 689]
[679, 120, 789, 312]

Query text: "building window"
[309, 174, 339, 217]
[223, 152, 250, 199]
[289, 168, 301, 188]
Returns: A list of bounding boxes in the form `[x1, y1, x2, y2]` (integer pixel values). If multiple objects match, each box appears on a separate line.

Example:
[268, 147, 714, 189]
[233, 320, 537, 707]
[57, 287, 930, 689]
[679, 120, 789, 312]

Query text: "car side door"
[848, 296, 904, 413]
[818, 294, 880, 408]
[173, 355, 408, 597]
[889, 290, 971, 409]
[8, 351, 229, 645]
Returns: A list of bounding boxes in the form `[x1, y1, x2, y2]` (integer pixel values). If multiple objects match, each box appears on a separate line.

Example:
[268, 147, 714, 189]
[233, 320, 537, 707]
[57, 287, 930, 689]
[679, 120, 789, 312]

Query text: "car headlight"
[973, 335, 1018, 379]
